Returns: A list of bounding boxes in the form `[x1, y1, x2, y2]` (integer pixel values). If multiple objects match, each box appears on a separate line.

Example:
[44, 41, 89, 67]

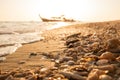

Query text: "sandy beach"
[1, 20, 120, 80]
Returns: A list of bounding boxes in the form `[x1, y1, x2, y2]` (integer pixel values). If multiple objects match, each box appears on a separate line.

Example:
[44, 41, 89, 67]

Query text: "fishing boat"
[39, 15, 75, 22]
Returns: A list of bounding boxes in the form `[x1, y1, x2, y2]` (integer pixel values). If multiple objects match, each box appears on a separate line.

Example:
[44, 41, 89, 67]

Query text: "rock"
[96, 59, 109, 66]
[29, 52, 37, 58]
[66, 60, 75, 66]
[66, 33, 81, 39]
[87, 72, 99, 80]
[67, 43, 74, 48]
[106, 38, 120, 53]
[117, 77, 120, 80]
[87, 69, 107, 80]
[18, 61, 26, 64]
[60, 72, 86, 80]
[59, 57, 73, 62]
[73, 71, 88, 76]
[99, 75, 112, 80]
[5, 75, 14, 80]
[99, 52, 116, 60]
[116, 69, 120, 75]
[66, 38, 79, 46]
[40, 68, 48, 74]
[26, 75, 37, 80]
[116, 56, 120, 62]
[14, 72, 26, 77]
[96, 65, 115, 72]
[0, 74, 9, 80]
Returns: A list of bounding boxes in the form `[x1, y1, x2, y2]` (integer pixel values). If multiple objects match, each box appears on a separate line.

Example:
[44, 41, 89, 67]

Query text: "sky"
[0, 0, 120, 22]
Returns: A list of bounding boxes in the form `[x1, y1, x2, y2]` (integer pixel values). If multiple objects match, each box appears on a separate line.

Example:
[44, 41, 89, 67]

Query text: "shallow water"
[0, 21, 74, 57]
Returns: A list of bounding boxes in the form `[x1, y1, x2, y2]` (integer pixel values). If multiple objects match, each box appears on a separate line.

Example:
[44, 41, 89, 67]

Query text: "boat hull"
[39, 15, 75, 22]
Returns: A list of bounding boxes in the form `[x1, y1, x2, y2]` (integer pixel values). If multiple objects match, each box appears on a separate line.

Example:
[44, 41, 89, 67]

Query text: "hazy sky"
[0, 0, 120, 21]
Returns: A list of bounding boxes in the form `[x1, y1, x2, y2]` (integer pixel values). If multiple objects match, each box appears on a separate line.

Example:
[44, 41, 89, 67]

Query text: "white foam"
[0, 43, 22, 57]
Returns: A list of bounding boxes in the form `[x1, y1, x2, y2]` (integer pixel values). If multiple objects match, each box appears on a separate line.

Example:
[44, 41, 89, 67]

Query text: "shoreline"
[0, 21, 120, 80]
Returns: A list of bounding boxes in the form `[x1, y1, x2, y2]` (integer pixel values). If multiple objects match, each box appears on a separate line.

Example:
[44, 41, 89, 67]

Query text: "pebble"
[14, 72, 26, 77]
[59, 56, 73, 62]
[60, 72, 86, 80]
[96, 59, 109, 66]
[99, 74, 112, 80]
[40, 68, 48, 74]
[18, 61, 26, 64]
[106, 38, 120, 53]
[87, 69, 108, 80]
[116, 56, 120, 62]
[5, 75, 14, 80]
[96, 65, 115, 72]
[66, 60, 75, 66]
[99, 52, 116, 60]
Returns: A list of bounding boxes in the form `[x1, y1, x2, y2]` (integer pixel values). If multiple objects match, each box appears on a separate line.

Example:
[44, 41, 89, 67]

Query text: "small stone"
[116, 69, 120, 75]
[60, 57, 73, 62]
[27, 75, 37, 80]
[99, 52, 116, 60]
[87, 69, 107, 80]
[73, 71, 88, 76]
[18, 61, 26, 64]
[106, 38, 120, 53]
[99, 75, 112, 80]
[96, 65, 115, 72]
[40, 68, 48, 74]
[5, 75, 14, 80]
[96, 59, 109, 66]
[60, 72, 86, 80]
[116, 56, 120, 62]
[67, 60, 75, 66]
[117, 77, 120, 80]
[66, 38, 79, 46]
[29, 52, 37, 58]
[0, 74, 9, 80]
[14, 72, 26, 77]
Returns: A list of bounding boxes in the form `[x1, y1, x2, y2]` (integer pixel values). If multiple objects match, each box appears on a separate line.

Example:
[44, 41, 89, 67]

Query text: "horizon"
[0, 0, 120, 22]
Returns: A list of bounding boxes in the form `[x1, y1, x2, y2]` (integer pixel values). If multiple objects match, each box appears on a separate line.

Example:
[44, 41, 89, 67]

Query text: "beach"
[1, 21, 120, 80]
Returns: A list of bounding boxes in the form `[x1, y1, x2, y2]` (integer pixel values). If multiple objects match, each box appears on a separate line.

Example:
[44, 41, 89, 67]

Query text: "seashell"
[96, 59, 109, 66]
[99, 52, 116, 60]
[99, 74, 112, 80]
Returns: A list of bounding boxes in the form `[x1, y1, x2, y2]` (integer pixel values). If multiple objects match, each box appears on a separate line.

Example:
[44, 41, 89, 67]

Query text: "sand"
[0, 20, 120, 80]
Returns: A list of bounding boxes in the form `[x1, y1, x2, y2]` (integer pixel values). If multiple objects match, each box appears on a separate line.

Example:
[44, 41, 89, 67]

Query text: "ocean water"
[0, 21, 73, 57]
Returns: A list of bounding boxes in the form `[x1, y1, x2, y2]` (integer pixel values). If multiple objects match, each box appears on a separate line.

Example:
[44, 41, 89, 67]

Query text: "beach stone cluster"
[1, 27, 120, 80]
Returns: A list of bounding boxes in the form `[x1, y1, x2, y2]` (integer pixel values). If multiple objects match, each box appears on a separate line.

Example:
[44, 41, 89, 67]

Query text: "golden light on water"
[0, 0, 120, 21]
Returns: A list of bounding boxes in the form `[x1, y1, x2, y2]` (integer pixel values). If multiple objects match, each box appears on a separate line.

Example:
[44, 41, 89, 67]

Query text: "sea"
[0, 21, 76, 58]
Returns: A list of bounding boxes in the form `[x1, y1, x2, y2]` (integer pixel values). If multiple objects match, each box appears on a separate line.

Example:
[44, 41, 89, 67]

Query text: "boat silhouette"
[39, 15, 75, 22]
